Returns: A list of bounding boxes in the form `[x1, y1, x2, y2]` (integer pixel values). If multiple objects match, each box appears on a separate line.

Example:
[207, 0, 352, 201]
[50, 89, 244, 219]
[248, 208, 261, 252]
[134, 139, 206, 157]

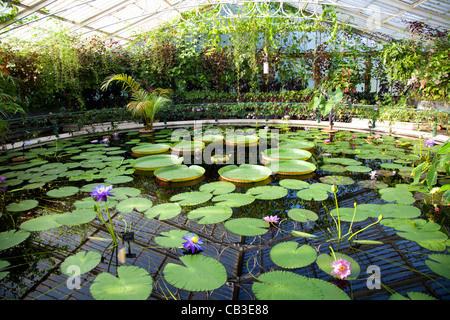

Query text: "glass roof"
[1, 0, 449, 45]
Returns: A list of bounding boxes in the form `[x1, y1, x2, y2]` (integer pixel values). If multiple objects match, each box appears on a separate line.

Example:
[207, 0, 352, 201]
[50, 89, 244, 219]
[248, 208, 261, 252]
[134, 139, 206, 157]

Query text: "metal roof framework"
[0, 0, 449, 45]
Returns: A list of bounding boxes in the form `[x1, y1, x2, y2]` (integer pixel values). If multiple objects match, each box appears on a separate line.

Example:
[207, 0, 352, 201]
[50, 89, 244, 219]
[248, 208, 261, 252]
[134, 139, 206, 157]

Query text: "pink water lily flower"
[331, 258, 352, 279]
[263, 215, 280, 224]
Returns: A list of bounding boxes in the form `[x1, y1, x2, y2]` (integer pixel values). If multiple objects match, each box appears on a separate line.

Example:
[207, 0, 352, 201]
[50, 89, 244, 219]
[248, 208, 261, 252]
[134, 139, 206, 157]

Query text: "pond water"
[0, 124, 448, 300]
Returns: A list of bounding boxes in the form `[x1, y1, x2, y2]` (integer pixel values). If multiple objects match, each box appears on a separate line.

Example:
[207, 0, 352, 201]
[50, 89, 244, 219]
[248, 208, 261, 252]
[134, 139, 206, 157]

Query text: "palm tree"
[101, 74, 172, 132]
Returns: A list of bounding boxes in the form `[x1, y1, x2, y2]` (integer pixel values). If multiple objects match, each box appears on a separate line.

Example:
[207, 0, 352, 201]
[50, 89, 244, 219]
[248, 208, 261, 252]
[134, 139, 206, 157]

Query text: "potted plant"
[101, 74, 172, 133]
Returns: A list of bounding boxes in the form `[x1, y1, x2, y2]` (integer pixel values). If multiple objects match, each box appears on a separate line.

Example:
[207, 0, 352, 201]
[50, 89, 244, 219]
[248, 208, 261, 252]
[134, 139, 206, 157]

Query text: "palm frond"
[100, 74, 141, 94]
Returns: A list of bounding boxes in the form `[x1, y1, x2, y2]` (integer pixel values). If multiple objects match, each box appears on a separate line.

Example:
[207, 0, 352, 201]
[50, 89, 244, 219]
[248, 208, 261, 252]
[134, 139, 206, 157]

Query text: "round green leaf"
[163, 255, 227, 292]
[104, 175, 133, 184]
[154, 229, 190, 248]
[425, 254, 450, 279]
[224, 218, 269, 236]
[212, 193, 255, 207]
[116, 197, 153, 213]
[20, 214, 62, 231]
[267, 160, 316, 175]
[330, 207, 368, 222]
[288, 208, 318, 222]
[55, 209, 97, 226]
[170, 191, 212, 206]
[199, 181, 236, 195]
[262, 148, 312, 161]
[345, 165, 372, 173]
[6, 199, 39, 212]
[218, 164, 271, 183]
[0, 230, 31, 251]
[278, 179, 310, 190]
[270, 242, 317, 269]
[246, 186, 288, 200]
[131, 143, 171, 155]
[252, 271, 321, 300]
[187, 206, 232, 224]
[133, 154, 183, 171]
[319, 175, 355, 186]
[90, 266, 153, 300]
[155, 165, 205, 182]
[316, 252, 360, 280]
[145, 203, 181, 220]
[46, 186, 80, 198]
[357, 180, 388, 190]
[61, 251, 101, 276]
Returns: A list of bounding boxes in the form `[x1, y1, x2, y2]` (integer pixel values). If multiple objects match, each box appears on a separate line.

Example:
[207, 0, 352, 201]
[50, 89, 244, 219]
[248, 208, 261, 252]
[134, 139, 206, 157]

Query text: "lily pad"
[55, 209, 97, 226]
[199, 181, 236, 195]
[155, 165, 205, 182]
[116, 197, 153, 213]
[171, 140, 205, 152]
[170, 191, 212, 206]
[218, 164, 272, 183]
[187, 206, 233, 224]
[330, 207, 368, 222]
[345, 165, 372, 173]
[225, 134, 259, 146]
[154, 229, 190, 248]
[379, 188, 415, 205]
[319, 175, 354, 186]
[320, 164, 346, 173]
[104, 175, 134, 184]
[278, 140, 315, 150]
[246, 186, 288, 200]
[163, 255, 227, 292]
[361, 204, 420, 219]
[111, 187, 141, 199]
[90, 266, 153, 300]
[131, 143, 171, 155]
[357, 180, 388, 190]
[6, 199, 39, 212]
[133, 154, 183, 171]
[145, 203, 182, 220]
[46, 186, 80, 198]
[262, 148, 312, 161]
[224, 218, 269, 236]
[20, 214, 62, 231]
[252, 271, 320, 300]
[0, 230, 31, 251]
[316, 252, 360, 280]
[61, 251, 101, 276]
[212, 193, 255, 207]
[288, 208, 319, 222]
[425, 254, 450, 279]
[270, 242, 317, 269]
[278, 179, 310, 190]
[267, 160, 316, 175]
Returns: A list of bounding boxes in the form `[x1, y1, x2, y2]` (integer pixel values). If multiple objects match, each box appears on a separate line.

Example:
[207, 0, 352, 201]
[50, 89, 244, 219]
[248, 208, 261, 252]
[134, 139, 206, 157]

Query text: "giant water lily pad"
[425, 254, 450, 279]
[262, 148, 312, 161]
[116, 197, 153, 213]
[316, 252, 360, 280]
[154, 165, 205, 182]
[133, 154, 183, 171]
[212, 193, 255, 207]
[163, 255, 227, 292]
[6, 199, 39, 212]
[90, 266, 153, 300]
[187, 206, 233, 224]
[0, 230, 31, 251]
[199, 181, 236, 195]
[224, 218, 269, 236]
[145, 203, 182, 220]
[170, 191, 212, 206]
[218, 164, 272, 183]
[246, 186, 288, 200]
[131, 143, 170, 155]
[46, 186, 80, 198]
[61, 251, 101, 276]
[270, 242, 317, 269]
[253, 271, 349, 300]
[171, 140, 205, 152]
[225, 134, 259, 146]
[267, 160, 316, 175]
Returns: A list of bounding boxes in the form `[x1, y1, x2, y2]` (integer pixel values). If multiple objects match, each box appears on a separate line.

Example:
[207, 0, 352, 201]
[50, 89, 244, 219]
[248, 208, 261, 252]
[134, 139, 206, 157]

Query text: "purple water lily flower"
[182, 233, 203, 254]
[331, 258, 352, 280]
[425, 139, 436, 148]
[90, 184, 114, 202]
[0, 176, 6, 183]
[263, 215, 280, 224]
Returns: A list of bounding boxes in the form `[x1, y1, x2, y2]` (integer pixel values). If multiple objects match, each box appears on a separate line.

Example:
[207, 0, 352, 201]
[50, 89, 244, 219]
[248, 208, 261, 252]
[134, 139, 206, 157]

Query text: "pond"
[0, 123, 449, 300]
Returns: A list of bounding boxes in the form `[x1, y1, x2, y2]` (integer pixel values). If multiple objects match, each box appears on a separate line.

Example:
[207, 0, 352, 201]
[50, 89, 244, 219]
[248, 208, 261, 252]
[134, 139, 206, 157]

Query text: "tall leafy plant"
[101, 74, 172, 131]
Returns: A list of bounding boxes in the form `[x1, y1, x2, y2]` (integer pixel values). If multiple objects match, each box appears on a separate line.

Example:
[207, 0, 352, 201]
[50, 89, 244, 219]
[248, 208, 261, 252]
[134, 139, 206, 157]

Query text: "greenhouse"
[0, 0, 449, 303]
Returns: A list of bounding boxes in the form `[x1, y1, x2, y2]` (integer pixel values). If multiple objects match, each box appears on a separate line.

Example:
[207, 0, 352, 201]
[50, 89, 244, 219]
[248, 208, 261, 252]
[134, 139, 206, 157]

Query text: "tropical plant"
[101, 74, 172, 131]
